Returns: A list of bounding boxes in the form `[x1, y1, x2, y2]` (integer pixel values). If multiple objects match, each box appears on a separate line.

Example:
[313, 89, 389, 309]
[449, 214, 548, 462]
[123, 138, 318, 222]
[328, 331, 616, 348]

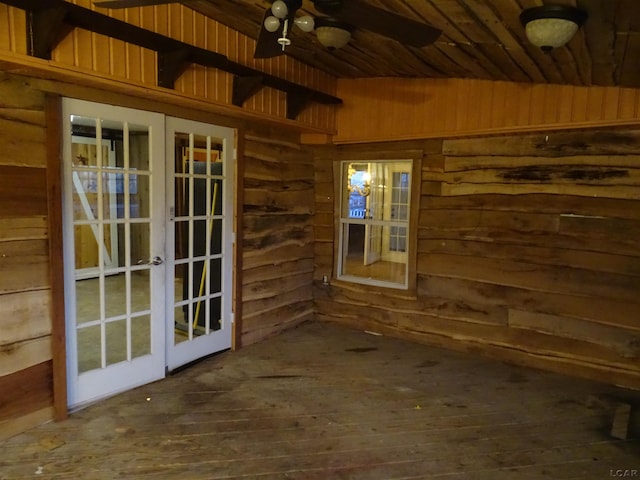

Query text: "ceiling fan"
[255, 0, 442, 58]
[93, 0, 442, 58]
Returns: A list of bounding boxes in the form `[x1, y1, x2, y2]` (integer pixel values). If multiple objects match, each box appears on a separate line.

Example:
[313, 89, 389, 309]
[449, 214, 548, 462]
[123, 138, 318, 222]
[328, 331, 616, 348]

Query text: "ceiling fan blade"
[94, 0, 175, 8]
[254, 8, 286, 59]
[312, 0, 441, 47]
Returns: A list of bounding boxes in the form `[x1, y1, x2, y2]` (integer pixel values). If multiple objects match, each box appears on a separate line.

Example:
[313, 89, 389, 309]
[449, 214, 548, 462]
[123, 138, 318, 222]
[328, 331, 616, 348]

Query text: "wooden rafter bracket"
[158, 49, 192, 89]
[287, 91, 313, 120]
[232, 75, 265, 107]
[28, 6, 73, 59]
[3, 0, 342, 119]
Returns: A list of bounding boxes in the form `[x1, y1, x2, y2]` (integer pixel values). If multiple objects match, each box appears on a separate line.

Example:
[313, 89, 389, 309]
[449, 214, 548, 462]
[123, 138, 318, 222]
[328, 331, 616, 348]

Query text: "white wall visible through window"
[338, 160, 412, 289]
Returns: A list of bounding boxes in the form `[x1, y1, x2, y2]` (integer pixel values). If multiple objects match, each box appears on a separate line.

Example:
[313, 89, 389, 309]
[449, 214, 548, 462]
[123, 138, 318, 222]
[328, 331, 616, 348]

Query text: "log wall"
[241, 127, 315, 345]
[0, 74, 55, 439]
[314, 129, 640, 390]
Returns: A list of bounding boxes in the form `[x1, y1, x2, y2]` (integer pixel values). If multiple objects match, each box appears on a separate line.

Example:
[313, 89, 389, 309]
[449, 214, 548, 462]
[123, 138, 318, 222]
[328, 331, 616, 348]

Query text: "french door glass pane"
[104, 273, 127, 318]
[105, 320, 128, 366]
[71, 113, 154, 375]
[131, 315, 151, 357]
[77, 325, 101, 373]
[172, 130, 225, 344]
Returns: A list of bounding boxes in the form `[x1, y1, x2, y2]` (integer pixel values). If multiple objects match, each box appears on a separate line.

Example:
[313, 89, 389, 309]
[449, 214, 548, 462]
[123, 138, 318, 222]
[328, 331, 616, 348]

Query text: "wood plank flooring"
[1, 321, 639, 479]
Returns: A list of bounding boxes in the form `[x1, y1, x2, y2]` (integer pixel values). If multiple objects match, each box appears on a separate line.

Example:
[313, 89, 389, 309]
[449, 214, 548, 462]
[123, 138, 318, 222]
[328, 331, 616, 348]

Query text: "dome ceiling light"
[520, 5, 588, 52]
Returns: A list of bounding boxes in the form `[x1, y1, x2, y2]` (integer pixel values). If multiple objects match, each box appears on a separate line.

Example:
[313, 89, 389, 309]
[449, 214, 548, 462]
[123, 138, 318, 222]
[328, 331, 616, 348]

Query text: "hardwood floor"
[1, 321, 638, 479]
[344, 255, 406, 284]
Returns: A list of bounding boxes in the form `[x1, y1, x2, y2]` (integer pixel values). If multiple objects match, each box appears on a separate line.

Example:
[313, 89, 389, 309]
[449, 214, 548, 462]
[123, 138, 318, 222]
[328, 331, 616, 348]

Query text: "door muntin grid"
[171, 131, 229, 346]
[70, 116, 156, 373]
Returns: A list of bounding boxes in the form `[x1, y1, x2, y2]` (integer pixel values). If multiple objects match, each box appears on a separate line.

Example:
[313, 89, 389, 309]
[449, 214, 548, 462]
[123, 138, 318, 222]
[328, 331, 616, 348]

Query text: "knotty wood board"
[508, 309, 640, 359]
[0, 289, 51, 346]
[419, 275, 640, 333]
[0, 167, 47, 218]
[0, 336, 51, 377]
[0, 361, 52, 423]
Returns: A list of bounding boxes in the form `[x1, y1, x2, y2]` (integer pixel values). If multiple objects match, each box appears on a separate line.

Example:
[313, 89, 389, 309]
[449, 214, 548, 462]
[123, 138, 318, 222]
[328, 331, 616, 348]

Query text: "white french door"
[62, 100, 235, 408]
[63, 99, 166, 408]
[165, 117, 234, 370]
[363, 163, 383, 266]
[382, 162, 411, 263]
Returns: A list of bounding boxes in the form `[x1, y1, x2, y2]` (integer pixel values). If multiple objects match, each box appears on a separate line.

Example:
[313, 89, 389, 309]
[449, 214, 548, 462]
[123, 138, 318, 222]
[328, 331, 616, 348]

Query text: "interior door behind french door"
[165, 117, 234, 371]
[62, 99, 166, 409]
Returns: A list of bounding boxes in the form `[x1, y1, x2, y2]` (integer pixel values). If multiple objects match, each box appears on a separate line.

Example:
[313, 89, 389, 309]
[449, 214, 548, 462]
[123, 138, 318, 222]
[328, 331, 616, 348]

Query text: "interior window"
[338, 160, 412, 289]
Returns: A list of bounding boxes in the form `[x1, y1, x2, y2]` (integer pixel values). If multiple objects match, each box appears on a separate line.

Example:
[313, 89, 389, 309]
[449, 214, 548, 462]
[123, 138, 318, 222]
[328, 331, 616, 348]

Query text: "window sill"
[327, 277, 419, 301]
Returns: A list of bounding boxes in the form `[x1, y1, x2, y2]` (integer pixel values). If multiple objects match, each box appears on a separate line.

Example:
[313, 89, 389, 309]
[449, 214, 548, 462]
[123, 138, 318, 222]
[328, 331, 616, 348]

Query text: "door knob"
[150, 256, 164, 265]
[136, 256, 164, 266]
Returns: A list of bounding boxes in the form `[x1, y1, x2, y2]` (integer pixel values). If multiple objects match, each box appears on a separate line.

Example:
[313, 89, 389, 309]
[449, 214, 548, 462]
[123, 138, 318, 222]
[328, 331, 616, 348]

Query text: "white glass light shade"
[271, 0, 288, 19]
[525, 18, 579, 49]
[316, 26, 351, 49]
[264, 15, 281, 33]
[294, 15, 315, 33]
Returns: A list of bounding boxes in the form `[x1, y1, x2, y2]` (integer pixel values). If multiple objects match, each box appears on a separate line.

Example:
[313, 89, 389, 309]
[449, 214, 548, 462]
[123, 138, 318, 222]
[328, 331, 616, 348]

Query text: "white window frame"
[337, 159, 414, 290]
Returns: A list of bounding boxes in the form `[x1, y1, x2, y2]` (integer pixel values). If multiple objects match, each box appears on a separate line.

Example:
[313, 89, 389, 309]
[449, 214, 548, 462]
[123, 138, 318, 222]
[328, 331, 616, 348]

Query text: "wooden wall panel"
[240, 129, 315, 346]
[335, 78, 640, 143]
[0, 362, 53, 424]
[0, 75, 53, 441]
[313, 127, 640, 390]
[0, 1, 336, 132]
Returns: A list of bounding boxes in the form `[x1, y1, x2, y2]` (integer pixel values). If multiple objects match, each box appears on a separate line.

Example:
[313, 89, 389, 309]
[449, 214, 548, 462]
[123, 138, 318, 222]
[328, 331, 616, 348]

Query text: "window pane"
[338, 160, 412, 288]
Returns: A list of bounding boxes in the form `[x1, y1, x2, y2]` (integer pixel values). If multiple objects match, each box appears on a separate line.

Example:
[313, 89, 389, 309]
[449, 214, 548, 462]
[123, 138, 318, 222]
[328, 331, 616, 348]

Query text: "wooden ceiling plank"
[412, 45, 482, 79]
[426, 44, 495, 80]
[549, 47, 582, 85]
[389, 47, 451, 77]
[618, 33, 640, 88]
[54, 0, 640, 89]
[612, 0, 638, 32]
[613, 32, 629, 86]
[434, 0, 496, 44]
[405, 0, 520, 79]
[476, 44, 529, 83]
[476, 0, 547, 83]
[462, 0, 522, 49]
[402, 0, 471, 45]
[422, 0, 521, 82]
[576, 0, 616, 86]
[566, 26, 593, 86]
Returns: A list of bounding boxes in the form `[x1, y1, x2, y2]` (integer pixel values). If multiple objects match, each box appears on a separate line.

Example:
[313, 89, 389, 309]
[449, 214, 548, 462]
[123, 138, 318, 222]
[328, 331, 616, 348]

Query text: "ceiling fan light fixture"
[294, 15, 315, 33]
[271, 0, 289, 19]
[316, 26, 351, 49]
[264, 15, 281, 33]
[520, 5, 587, 51]
[314, 18, 353, 50]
